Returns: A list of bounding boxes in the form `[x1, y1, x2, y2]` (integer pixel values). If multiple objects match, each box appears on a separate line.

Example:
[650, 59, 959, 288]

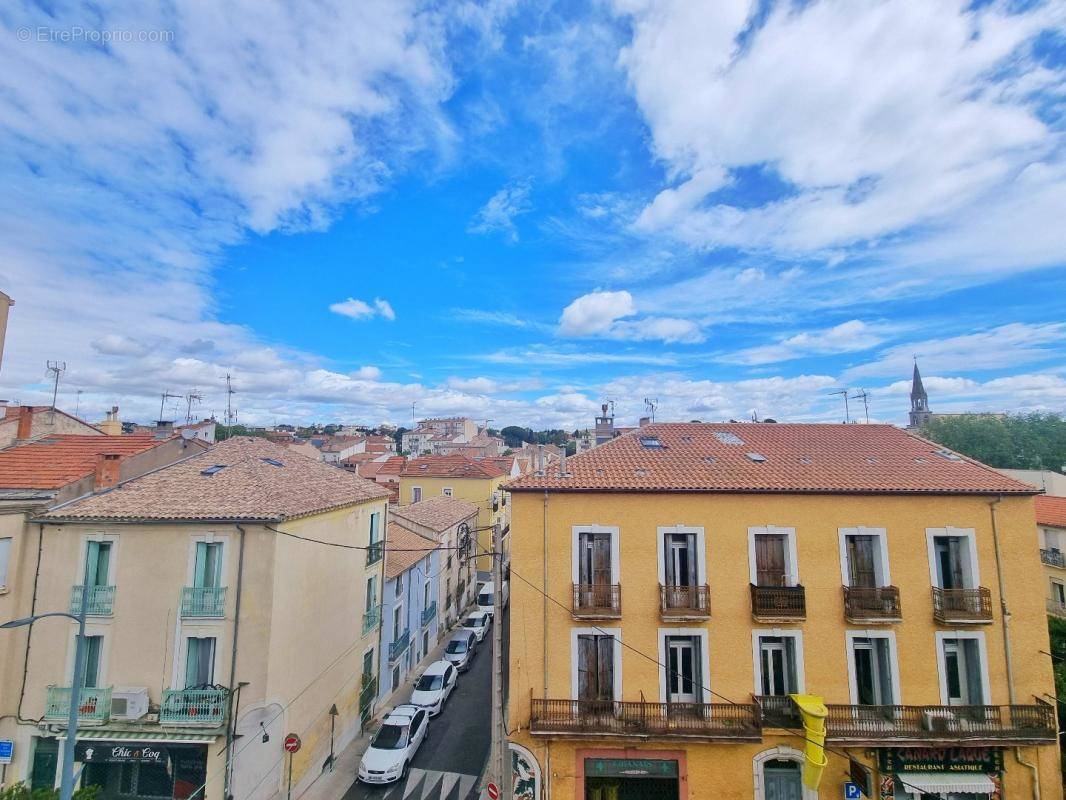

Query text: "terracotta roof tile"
[505, 423, 1036, 495]
[391, 495, 478, 532]
[384, 521, 438, 580]
[0, 434, 163, 489]
[400, 454, 505, 479]
[40, 436, 388, 521]
[1036, 495, 1066, 528]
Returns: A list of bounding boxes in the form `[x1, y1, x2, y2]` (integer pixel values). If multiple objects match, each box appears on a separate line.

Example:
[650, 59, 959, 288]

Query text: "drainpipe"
[223, 524, 247, 800]
[11, 522, 45, 724]
[988, 495, 1041, 800]
[542, 491, 548, 701]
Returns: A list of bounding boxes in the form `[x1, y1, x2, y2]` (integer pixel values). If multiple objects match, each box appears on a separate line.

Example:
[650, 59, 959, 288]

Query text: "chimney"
[94, 453, 122, 491]
[4, 404, 20, 419]
[154, 420, 174, 439]
[16, 405, 33, 440]
[558, 450, 567, 477]
[98, 406, 122, 436]
[639, 416, 651, 427]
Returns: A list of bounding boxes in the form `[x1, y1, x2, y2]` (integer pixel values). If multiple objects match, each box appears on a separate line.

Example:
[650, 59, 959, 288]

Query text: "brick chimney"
[16, 405, 33, 440]
[94, 453, 122, 491]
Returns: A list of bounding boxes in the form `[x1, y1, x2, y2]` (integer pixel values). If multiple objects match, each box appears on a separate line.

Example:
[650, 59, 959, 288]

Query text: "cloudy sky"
[0, 0, 1064, 430]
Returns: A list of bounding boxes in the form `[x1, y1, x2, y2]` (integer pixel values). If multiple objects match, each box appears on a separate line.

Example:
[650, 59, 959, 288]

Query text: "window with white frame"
[0, 537, 11, 589]
[572, 628, 620, 702]
[412, 486, 422, 503]
[191, 540, 224, 589]
[572, 526, 619, 586]
[82, 539, 114, 588]
[77, 635, 104, 687]
[748, 526, 798, 587]
[753, 631, 804, 697]
[926, 527, 979, 590]
[936, 632, 989, 706]
[184, 637, 216, 687]
[442, 487, 453, 497]
[658, 629, 709, 705]
[1052, 579, 1066, 608]
[839, 527, 889, 588]
[657, 526, 706, 590]
[846, 631, 899, 705]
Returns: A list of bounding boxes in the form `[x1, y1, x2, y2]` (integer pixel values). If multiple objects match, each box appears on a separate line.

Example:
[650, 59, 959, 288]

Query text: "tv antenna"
[183, 390, 204, 424]
[46, 361, 66, 413]
[643, 397, 658, 423]
[74, 389, 83, 419]
[829, 388, 850, 423]
[158, 391, 181, 423]
[850, 388, 870, 424]
[224, 374, 236, 436]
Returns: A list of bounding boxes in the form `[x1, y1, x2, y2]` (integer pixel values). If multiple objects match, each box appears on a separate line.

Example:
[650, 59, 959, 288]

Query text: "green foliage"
[214, 424, 273, 442]
[921, 412, 1066, 470]
[1047, 617, 1066, 777]
[0, 783, 101, 800]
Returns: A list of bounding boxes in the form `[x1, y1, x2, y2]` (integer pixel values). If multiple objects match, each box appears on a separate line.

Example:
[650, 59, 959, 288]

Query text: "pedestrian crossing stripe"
[391, 768, 480, 800]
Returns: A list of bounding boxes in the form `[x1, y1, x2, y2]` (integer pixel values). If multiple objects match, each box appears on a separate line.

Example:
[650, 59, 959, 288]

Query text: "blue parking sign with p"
[844, 782, 862, 799]
[0, 739, 14, 764]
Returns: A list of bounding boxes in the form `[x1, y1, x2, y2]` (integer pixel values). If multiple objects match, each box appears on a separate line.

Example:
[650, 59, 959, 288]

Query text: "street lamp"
[2, 575, 90, 800]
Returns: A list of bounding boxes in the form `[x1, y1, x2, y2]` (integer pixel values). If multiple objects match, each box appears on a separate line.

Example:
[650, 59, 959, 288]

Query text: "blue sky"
[0, 0, 1064, 429]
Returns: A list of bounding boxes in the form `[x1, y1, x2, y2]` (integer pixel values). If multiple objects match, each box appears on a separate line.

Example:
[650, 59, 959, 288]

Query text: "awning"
[76, 730, 218, 744]
[897, 772, 996, 795]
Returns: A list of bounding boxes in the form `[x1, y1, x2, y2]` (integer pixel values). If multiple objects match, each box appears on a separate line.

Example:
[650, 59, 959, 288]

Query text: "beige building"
[0, 290, 12, 373]
[0, 405, 101, 448]
[0, 436, 389, 800]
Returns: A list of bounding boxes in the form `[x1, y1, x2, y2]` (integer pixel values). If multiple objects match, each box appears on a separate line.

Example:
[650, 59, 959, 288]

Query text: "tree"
[1048, 616, 1066, 778]
[921, 412, 1066, 470]
[500, 426, 532, 448]
[1, 783, 101, 800]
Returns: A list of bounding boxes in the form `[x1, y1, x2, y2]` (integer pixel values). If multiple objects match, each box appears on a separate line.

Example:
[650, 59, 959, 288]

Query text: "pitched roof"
[391, 495, 478, 532]
[376, 456, 406, 477]
[505, 422, 1037, 496]
[384, 521, 438, 580]
[0, 406, 102, 434]
[0, 434, 164, 490]
[1036, 496, 1066, 528]
[400, 454, 506, 479]
[40, 436, 388, 522]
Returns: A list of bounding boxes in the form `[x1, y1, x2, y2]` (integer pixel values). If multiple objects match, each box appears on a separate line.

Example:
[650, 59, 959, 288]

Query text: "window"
[412, 487, 422, 503]
[184, 637, 216, 687]
[576, 634, 616, 703]
[392, 665, 401, 691]
[392, 605, 403, 638]
[754, 633, 802, 696]
[394, 575, 402, 598]
[365, 575, 378, 610]
[0, 537, 10, 589]
[748, 527, 797, 587]
[83, 540, 113, 587]
[442, 487, 453, 497]
[423, 579, 432, 608]
[839, 528, 889, 587]
[663, 635, 703, 703]
[926, 528, 978, 589]
[936, 633, 988, 706]
[361, 649, 375, 680]
[846, 633, 898, 705]
[193, 541, 223, 588]
[1053, 580, 1066, 608]
[78, 635, 103, 688]
[572, 526, 618, 586]
[660, 528, 700, 587]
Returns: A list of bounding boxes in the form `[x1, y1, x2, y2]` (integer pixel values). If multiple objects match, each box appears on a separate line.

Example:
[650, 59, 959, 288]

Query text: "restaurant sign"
[879, 747, 1002, 774]
[75, 742, 167, 764]
[585, 758, 678, 779]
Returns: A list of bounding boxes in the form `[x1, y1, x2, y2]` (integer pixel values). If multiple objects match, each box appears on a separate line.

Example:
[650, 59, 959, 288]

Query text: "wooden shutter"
[755, 535, 787, 586]
[847, 536, 877, 587]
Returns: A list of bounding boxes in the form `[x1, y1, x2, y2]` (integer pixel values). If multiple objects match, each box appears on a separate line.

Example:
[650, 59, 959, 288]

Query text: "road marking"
[438, 773, 459, 798]
[419, 770, 444, 800]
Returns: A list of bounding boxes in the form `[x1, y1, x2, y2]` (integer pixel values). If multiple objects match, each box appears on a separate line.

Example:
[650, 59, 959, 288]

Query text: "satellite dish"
[181, 428, 197, 440]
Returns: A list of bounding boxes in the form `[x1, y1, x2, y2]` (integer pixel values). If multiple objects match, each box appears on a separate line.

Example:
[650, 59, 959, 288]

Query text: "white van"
[476, 580, 508, 616]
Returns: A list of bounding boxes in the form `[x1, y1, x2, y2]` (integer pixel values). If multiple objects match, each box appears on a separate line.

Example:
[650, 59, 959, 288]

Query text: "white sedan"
[409, 660, 457, 716]
[357, 704, 429, 784]
[461, 611, 492, 643]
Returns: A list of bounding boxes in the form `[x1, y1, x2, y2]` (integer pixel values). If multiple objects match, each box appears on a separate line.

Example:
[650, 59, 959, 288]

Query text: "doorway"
[763, 760, 803, 800]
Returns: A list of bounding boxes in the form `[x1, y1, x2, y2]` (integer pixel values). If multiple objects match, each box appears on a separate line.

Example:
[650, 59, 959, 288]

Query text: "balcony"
[843, 585, 902, 623]
[530, 698, 761, 741]
[69, 585, 115, 617]
[754, 695, 802, 729]
[366, 541, 383, 567]
[160, 688, 228, 727]
[362, 604, 381, 636]
[659, 584, 710, 620]
[572, 584, 622, 619]
[359, 674, 378, 724]
[44, 686, 112, 725]
[1047, 598, 1066, 618]
[1041, 548, 1066, 568]
[389, 629, 411, 663]
[422, 601, 437, 627]
[931, 587, 992, 624]
[750, 584, 805, 621]
[823, 702, 1055, 745]
[181, 586, 227, 618]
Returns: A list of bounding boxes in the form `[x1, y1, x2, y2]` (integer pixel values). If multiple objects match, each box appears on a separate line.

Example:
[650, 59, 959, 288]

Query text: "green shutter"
[194, 542, 222, 588]
[369, 513, 380, 545]
[80, 636, 101, 688]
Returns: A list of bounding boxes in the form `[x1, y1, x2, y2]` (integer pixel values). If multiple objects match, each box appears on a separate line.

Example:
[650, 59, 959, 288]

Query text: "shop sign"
[585, 758, 678, 779]
[0, 739, 13, 764]
[878, 747, 1002, 774]
[75, 742, 166, 764]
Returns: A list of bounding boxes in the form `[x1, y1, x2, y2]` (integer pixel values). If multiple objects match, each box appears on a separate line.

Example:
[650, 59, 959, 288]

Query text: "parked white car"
[357, 704, 429, 784]
[442, 630, 478, 672]
[409, 660, 457, 716]
[461, 610, 492, 643]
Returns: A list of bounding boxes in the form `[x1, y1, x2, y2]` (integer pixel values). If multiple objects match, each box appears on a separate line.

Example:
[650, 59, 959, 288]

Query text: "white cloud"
[352, 366, 382, 380]
[610, 316, 705, 344]
[91, 334, 151, 357]
[445, 375, 544, 394]
[615, 0, 1066, 278]
[468, 180, 533, 241]
[728, 320, 888, 365]
[559, 290, 636, 335]
[329, 297, 396, 321]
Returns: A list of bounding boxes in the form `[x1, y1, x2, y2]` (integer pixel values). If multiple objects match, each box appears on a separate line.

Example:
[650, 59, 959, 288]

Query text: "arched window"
[753, 747, 818, 800]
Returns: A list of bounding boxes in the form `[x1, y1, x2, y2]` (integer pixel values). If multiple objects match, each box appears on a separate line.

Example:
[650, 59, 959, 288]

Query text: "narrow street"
[341, 606, 506, 800]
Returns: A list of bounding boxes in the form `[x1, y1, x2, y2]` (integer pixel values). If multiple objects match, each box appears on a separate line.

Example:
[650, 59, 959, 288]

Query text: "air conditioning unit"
[921, 708, 957, 732]
[110, 687, 150, 721]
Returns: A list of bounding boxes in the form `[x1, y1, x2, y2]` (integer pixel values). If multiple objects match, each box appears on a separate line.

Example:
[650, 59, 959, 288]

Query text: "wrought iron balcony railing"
[181, 586, 227, 617]
[843, 585, 902, 622]
[362, 604, 382, 635]
[421, 601, 437, 627]
[750, 584, 805, 620]
[754, 695, 802, 728]
[389, 629, 411, 662]
[69, 585, 115, 616]
[572, 583, 621, 618]
[530, 698, 760, 740]
[365, 541, 384, 566]
[1041, 548, 1066, 568]
[44, 686, 112, 724]
[1048, 598, 1066, 618]
[931, 587, 992, 624]
[160, 688, 228, 726]
[824, 702, 1055, 744]
[659, 584, 710, 618]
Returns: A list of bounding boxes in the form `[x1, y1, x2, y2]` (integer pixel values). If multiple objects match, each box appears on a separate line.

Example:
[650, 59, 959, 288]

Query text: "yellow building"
[1036, 496, 1066, 618]
[398, 455, 509, 577]
[505, 423, 1059, 800]
[0, 436, 389, 800]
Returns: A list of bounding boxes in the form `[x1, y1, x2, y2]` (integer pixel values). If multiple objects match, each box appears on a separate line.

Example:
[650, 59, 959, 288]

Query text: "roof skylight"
[934, 449, 963, 462]
[639, 436, 664, 449]
[713, 431, 745, 445]
[745, 452, 767, 463]
[261, 457, 284, 467]
[200, 464, 227, 476]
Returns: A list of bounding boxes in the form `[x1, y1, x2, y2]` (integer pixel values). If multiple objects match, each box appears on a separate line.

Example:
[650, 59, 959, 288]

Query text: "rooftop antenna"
[751, 409, 759, 423]
[46, 360, 66, 416]
[850, 388, 870, 424]
[74, 389, 83, 419]
[183, 390, 204, 424]
[224, 374, 236, 437]
[158, 390, 181, 424]
[829, 388, 850, 423]
[643, 397, 658, 423]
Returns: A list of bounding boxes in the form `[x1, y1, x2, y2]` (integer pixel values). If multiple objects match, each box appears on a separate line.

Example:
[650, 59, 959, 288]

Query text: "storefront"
[582, 756, 681, 800]
[878, 747, 1002, 800]
[71, 738, 210, 800]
